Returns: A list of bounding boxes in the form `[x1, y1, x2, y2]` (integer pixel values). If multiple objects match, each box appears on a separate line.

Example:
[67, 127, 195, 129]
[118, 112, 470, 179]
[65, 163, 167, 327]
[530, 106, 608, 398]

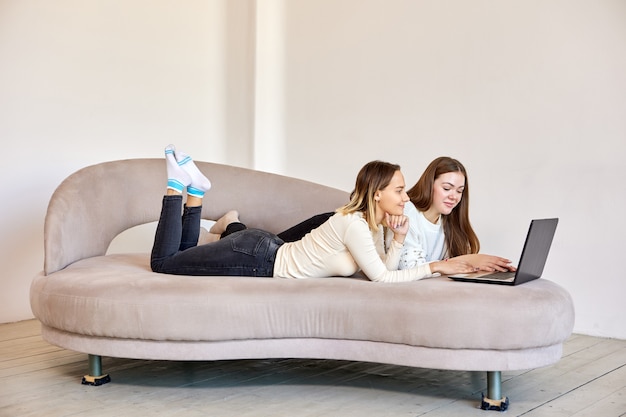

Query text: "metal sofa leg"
[480, 371, 509, 411]
[81, 354, 111, 386]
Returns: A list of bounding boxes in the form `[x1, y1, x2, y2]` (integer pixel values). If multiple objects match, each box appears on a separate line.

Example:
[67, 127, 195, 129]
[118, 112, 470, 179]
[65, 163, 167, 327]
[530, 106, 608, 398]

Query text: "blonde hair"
[338, 160, 401, 232]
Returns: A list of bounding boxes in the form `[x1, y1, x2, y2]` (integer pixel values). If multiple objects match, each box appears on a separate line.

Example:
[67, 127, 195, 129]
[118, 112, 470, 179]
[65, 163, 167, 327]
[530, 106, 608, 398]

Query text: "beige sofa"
[30, 158, 575, 410]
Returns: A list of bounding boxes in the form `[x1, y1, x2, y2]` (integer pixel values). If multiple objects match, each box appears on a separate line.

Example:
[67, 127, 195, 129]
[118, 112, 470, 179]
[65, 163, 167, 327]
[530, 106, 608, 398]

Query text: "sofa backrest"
[44, 158, 349, 275]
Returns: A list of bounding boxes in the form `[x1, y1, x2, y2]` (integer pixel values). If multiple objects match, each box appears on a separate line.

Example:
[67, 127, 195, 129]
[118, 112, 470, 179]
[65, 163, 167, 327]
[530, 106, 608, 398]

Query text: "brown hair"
[406, 157, 479, 257]
[338, 160, 401, 232]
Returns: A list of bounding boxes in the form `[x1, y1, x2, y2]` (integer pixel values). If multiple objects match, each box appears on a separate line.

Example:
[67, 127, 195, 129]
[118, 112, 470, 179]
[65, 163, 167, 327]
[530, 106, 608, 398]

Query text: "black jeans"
[150, 195, 283, 277]
[219, 212, 334, 242]
[276, 212, 334, 242]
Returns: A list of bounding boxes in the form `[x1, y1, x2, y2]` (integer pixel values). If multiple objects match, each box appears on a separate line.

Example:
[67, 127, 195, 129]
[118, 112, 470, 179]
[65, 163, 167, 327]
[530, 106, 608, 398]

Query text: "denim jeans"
[150, 195, 283, 277]
[277, 212, 334, 242]
[220, 212, 334, 242]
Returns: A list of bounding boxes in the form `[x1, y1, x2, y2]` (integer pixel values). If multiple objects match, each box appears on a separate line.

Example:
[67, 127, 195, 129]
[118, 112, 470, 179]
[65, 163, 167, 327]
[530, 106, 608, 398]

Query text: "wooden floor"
[1, 320, 624, 416]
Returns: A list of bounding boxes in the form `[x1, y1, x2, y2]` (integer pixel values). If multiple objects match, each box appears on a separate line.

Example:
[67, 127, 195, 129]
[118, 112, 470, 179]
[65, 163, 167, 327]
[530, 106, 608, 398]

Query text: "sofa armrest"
[44, 159, 164, 274]
[44, 158, 348, 274]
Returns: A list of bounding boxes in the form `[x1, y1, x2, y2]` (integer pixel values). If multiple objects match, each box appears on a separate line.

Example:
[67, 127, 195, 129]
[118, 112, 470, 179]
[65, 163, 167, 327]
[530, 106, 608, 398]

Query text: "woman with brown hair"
[395, 156, 514, 272]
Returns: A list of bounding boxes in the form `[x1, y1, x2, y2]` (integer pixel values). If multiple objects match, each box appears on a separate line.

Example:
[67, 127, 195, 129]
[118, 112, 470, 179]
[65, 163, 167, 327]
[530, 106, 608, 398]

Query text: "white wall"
[0, 0, 255, 321]
[273, 0, 626, 339]
[1, 0, 624, 339]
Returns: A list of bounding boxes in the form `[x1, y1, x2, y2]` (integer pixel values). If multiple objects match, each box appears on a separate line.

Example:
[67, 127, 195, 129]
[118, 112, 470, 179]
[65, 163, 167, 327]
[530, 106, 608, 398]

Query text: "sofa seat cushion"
[31, 253, 575, 351]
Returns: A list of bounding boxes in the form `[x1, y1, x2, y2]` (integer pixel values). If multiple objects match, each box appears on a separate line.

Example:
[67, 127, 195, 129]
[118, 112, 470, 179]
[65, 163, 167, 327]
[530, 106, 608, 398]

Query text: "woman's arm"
[344, 219, 475, 283]
[395, 202, 428, 269]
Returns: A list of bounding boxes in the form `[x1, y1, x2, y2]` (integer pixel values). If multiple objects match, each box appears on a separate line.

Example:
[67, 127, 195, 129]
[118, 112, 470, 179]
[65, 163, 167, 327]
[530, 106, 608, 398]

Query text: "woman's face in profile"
[376, 170, 409, 219]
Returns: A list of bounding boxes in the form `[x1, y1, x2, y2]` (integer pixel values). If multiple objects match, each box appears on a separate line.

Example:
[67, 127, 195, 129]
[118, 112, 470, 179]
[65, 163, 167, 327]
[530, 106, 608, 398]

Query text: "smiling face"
[424, 171, 465, 222]
[374, 170, 409, 223]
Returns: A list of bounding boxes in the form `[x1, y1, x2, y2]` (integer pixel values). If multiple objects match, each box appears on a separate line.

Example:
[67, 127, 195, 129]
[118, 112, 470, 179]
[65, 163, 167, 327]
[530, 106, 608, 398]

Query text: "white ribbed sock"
[175, 149, 212, 198]
[165, 144, 190, 193]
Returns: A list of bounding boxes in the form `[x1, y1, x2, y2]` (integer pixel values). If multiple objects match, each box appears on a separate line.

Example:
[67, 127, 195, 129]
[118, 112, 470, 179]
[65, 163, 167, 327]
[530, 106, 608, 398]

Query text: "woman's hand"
[430, 258, 477, 275]
[454, 254, 516, 272]
[384, 213, 409, 244]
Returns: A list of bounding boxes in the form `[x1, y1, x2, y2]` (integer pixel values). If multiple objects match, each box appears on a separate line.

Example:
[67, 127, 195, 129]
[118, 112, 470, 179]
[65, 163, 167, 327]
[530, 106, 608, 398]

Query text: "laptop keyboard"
[483, 271, 516, 280]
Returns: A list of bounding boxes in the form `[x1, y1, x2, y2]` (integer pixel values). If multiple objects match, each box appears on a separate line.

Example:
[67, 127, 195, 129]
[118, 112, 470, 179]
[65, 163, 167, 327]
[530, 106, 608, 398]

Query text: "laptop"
[448, 218, 558, 286]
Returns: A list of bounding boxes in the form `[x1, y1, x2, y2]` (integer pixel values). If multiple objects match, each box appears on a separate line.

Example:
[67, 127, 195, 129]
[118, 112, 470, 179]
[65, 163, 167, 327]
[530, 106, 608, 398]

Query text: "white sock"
[175, 149, 212, 198]
[165, 144, 190, 193]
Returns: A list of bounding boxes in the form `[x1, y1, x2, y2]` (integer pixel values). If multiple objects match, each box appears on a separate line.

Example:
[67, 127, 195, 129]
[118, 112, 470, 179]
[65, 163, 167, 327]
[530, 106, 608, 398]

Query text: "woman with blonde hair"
[151, 146, 477, 282]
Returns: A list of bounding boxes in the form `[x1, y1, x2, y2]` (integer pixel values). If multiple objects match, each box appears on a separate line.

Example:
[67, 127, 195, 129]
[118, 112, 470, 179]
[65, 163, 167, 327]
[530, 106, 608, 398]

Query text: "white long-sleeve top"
[391, 201, 446, 270]
[273, 212, 433, 282]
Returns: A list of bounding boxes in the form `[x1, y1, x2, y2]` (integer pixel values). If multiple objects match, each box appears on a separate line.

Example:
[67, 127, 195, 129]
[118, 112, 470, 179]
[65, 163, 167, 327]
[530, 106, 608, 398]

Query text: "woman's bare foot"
[209, 210, 240, 235]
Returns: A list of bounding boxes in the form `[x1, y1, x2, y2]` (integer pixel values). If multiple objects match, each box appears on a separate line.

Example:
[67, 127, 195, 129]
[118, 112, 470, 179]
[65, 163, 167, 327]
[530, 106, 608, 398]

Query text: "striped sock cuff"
[186, 186, 205, 198]
[167, 179, 186, 193]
